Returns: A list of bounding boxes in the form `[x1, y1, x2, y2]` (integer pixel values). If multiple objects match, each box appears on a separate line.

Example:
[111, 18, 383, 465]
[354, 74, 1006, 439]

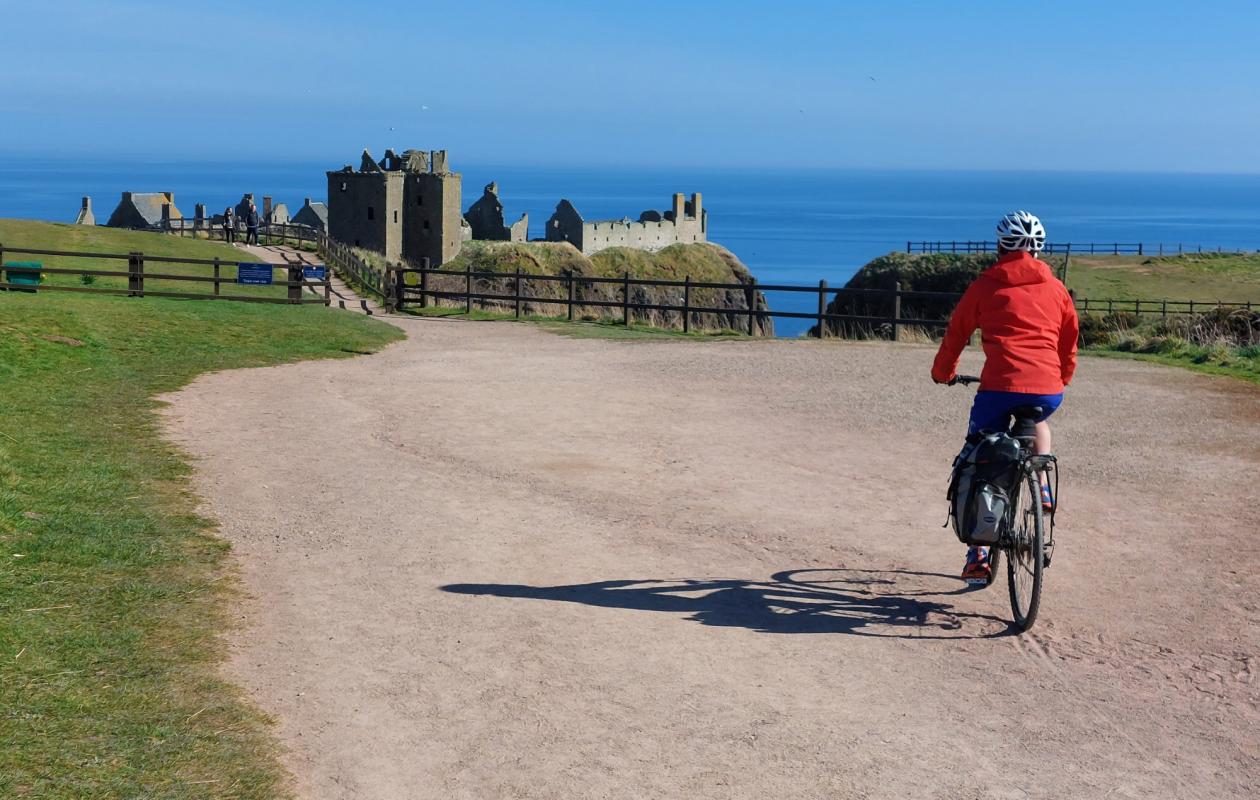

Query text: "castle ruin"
[464, 183, 528, 242]
[327, 148, 463, 266]
[545, 193, 706, 255]
[105, 191, 183, 229]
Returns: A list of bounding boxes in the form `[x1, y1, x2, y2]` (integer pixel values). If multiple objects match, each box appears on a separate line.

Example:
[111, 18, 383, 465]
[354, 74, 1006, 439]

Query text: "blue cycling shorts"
[968, 391, 1063, 435]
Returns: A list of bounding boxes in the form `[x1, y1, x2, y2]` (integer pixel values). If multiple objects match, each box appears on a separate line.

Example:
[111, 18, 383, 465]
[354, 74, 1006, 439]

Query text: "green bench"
[3, 261, 43, 291]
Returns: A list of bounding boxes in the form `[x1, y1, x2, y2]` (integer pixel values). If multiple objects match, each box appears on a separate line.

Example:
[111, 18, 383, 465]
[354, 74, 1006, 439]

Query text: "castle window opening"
[394, 210, 398, 223]
[340, 182, 348, 192]
[367, 207, 375, 221]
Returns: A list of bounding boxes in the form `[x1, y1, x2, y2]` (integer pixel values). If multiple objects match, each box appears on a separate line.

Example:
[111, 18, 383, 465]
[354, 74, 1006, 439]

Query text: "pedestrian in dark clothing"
[223, 207, 235, 243]
[245, 202, 260, 246]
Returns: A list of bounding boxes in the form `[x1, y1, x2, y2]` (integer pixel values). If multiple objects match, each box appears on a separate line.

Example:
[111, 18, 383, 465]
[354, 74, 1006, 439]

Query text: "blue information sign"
[303, 265, 327, 280]
[237, 263, 274, 285]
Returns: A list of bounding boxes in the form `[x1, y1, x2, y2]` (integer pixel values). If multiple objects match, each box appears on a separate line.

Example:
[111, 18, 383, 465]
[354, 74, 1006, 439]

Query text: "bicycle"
[950, 375, 1059, 631]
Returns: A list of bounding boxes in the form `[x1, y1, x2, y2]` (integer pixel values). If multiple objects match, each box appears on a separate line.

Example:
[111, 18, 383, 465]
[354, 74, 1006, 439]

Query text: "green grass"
[0, 291, 402, 798]
[1064, 251, 1260, 303]
[1084, 346, 1260, 385]
[0, 220, 305, 303]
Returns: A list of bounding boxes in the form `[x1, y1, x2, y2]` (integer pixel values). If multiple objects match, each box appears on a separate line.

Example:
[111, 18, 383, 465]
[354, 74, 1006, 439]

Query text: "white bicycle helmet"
[996, 210, 1046, 253]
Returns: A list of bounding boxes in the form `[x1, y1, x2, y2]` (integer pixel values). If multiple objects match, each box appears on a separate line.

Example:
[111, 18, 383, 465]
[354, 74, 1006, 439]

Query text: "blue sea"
[2, 158, 1258, 336]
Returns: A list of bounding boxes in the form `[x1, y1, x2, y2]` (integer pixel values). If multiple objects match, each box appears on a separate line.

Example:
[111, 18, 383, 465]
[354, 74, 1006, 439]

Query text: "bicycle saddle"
[1009, 405, 1044, 441]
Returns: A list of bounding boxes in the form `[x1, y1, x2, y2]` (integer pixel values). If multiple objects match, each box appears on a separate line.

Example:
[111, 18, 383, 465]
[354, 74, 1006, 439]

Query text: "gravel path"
[161, 312, 1260, 799]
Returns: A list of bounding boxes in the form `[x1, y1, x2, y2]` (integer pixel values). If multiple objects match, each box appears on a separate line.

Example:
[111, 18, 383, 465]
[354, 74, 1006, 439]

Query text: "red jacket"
[931, 251, 1079, 394]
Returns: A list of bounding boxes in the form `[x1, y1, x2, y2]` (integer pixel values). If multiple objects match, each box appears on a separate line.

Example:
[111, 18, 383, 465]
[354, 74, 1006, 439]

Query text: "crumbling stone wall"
[545, 192, 707, 255]
[464, 182, 528, 242]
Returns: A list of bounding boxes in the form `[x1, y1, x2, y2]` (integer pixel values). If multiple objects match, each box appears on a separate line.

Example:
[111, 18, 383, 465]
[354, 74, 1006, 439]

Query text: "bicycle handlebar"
[952, 374, 981, 386]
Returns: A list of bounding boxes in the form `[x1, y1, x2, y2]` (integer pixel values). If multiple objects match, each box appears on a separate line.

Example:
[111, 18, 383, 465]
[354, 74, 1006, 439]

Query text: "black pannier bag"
[947, 432, 1021, 545]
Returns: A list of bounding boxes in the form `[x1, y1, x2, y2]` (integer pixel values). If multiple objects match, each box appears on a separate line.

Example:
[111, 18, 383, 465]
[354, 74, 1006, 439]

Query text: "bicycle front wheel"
[1006, 468, 1045, 631]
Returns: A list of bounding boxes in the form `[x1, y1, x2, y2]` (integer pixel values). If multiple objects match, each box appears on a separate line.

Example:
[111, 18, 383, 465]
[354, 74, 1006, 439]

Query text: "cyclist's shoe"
[1040, 482, 1054, 513]
[961, 547, 991, 584]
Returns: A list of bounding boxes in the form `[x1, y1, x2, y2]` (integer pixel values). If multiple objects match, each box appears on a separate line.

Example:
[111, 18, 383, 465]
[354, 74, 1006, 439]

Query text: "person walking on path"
[245, 201, 260, 246]
[222, 207, 235, 244]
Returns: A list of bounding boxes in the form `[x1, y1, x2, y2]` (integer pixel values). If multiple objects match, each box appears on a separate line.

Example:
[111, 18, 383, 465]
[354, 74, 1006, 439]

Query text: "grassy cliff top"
[846, 250, 1260, 303]
[0, 219, 244, 263]
[440, 241, 754, 284]
[1064, 251, 1260, 302]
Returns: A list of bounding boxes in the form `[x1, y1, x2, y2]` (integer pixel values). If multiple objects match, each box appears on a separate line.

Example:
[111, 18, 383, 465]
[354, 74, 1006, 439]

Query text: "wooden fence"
[163, 219, 321, 247]
[322, 239, 389, 298]
[1076, 296, 1254, 317]
[0, 243, 330, 304]
[906, 240, 1254, 256]
[316, 238, 1256, 337]
[370, 261, 965, 339]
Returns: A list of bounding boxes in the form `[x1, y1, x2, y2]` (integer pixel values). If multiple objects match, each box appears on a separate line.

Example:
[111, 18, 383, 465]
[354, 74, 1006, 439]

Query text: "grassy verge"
[1083, 346, 1260, 385]
[1079, 307, 1260, 384]
[0, 292, 403, 797]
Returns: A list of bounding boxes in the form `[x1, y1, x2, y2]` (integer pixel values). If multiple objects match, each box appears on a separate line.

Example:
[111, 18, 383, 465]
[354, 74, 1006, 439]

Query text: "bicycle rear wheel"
[1006, 468, 1044, 630]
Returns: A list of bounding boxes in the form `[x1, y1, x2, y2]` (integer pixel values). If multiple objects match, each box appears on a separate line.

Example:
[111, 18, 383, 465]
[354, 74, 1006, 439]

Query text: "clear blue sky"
[4, 0, 1259, 172]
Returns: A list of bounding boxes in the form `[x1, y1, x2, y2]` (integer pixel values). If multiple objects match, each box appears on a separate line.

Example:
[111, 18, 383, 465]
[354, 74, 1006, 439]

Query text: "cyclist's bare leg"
[1035, 420, 1052, 491]
[1034, 420, 1052, 455]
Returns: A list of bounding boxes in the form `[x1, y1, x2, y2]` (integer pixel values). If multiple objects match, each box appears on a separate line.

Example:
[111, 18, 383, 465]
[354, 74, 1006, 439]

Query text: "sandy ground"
[160, 309, 1260, 799]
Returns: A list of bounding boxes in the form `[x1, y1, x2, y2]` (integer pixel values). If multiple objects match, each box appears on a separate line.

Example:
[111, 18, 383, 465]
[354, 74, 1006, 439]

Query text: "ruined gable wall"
[508, 214, 528, 243]
[545, 200, 585, 250]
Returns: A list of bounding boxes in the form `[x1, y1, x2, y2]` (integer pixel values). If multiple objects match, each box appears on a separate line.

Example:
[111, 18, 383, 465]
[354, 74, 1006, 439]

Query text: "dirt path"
[161, 313, 1260, 799]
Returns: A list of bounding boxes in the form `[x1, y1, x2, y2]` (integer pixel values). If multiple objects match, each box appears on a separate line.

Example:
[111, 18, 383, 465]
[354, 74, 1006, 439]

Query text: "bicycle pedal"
[964, 577, 990, 586]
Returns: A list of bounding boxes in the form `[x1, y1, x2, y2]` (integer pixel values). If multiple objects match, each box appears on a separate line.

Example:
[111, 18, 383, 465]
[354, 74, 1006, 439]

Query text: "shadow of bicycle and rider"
[442, 567, 1014, 639]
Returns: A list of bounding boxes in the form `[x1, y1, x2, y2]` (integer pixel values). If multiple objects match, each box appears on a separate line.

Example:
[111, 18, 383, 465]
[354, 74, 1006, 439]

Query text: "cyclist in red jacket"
[932, 211, 1079, 583]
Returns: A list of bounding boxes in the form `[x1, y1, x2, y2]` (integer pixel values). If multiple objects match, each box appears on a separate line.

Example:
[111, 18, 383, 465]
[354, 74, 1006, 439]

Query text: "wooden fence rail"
[0, 243, 330, 304]
[163, 219, 321, 247]
[372, 262, 1257, 339]
[380, 263, 955, 339]
[906, 240, 1255, 256]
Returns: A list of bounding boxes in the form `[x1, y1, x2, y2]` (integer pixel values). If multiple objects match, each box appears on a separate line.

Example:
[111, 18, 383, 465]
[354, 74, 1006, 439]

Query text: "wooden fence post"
[288, 264, 303, 304]
[746, 277, 757, 335]
[682, 275, 691, 333]
[816, 279, 827, 338]
[128, 251, 144, 297]
[567, 273, 575, 321]
[1162, 299, 1167, 319]
[213, 257, 221, 296]
[465, 263, 472, 314]
[891, 281, 902, 342]
[514, 267, 522, 319]
[623, 271, 631, 327]
[419, 257, 430, 308]
[394, 267, 405, 312]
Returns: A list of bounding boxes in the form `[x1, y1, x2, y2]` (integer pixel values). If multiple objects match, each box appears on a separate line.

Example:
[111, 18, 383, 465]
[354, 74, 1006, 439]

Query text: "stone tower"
[326, 148, 462, 266]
